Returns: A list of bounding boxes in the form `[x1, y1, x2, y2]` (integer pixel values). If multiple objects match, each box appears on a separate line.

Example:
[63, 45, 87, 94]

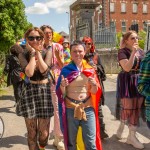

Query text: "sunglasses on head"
[131, 37, 139, 40]
[28, 36, 43, 41]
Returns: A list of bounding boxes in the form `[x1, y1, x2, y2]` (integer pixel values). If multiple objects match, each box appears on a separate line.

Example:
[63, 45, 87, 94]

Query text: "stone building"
[69, 0, 150, 42]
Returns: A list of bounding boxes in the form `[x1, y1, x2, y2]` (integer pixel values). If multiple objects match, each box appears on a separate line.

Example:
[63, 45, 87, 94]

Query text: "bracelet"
[30, 52, 36, 57]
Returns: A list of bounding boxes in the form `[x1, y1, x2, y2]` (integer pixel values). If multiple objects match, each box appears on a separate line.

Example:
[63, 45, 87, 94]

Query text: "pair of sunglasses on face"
[130, 37, 139, 40]
[28, 36, 43, 41]
[85, 43, 92, 45]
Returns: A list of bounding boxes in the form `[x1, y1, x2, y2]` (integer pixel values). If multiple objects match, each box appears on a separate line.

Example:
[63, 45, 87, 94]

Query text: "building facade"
[70, 0, 150, 42]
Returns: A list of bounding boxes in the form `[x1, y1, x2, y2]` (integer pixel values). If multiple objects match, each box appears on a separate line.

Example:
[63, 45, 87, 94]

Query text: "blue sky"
[22, 0, 76, 34]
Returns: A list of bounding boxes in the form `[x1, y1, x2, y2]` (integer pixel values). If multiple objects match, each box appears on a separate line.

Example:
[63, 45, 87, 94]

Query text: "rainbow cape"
[56, 60, 102, 150]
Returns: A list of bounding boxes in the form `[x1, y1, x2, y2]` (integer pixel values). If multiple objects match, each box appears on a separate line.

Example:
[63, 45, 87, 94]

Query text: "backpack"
[97, 55, 106, 81]
[4, 55, 23, 86]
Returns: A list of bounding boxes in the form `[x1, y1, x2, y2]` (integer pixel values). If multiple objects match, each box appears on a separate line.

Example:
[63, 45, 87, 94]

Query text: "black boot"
[99, 104, 109, 139]
[100, 128, 109, 139]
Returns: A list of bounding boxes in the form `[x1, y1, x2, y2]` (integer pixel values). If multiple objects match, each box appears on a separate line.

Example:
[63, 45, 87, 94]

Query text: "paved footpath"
[0, 74, 150, 150]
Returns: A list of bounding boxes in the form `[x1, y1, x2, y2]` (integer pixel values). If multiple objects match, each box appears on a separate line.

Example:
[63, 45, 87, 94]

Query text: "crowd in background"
[3, 26, 150, 150]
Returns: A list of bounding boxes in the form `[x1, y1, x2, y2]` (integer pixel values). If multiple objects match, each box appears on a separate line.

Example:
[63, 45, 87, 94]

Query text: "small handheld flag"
[20, 72, 30, 84]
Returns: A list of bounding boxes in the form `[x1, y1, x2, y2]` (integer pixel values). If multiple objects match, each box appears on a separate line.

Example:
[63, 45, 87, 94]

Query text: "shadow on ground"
[104, 90, 150, 141]
[0, 95, 14, 101]
[0, 135, 27, 148]
[102, 134, 150, 150]
[0, 105, 15, 114]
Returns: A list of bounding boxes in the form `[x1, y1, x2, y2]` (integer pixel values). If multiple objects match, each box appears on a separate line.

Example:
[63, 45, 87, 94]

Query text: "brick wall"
[106, 0, 150, 32]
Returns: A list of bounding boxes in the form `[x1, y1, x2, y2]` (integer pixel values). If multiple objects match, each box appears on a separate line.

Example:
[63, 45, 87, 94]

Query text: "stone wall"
[97, 49, 121, 74]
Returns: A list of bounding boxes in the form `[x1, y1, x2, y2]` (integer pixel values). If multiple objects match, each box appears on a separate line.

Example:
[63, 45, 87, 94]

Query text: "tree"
[0, 0, 32, 53]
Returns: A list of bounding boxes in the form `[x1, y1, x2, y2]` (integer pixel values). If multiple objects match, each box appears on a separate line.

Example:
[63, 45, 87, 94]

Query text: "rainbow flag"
[20, 72, 30, 84]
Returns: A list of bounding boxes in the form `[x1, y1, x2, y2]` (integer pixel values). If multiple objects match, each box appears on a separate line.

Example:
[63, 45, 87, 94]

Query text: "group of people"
[4, 26, 107, 150]
[3, 26, 150, 150]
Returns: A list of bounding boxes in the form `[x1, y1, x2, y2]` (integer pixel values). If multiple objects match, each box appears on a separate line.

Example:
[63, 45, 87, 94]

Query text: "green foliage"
[0, 0, 32, 54]
[116, 30, 147, 50]
[116, 32, 123, 49]
[0, 66, 7, 88]
[138, 30, 147, 50]
[0, 66, 3, 76]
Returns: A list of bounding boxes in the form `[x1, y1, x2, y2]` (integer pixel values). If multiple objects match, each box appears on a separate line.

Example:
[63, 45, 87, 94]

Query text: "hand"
[55, 45, 60, 58]
[61, 75, 69, 87]
[88, 76, 97, 86]
[26, 43, 35, 53]
[132, 43, 139, 53]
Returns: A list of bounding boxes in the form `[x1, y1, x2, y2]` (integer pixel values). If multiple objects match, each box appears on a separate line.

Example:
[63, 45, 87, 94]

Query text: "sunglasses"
[28, 36, 43, 41]
[130, 37, 139, 40]
[85, 43, 91, 45]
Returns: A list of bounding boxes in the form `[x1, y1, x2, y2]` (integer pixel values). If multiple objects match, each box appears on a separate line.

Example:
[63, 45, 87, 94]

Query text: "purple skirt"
[115, 71, 145, 123]
[117, 71, 142, 99]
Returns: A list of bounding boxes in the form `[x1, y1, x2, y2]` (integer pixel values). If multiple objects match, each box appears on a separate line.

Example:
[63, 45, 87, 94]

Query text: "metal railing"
[93, 25, 117, 49]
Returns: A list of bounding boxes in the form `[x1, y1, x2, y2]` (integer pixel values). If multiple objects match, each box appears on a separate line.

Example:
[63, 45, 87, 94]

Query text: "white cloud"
[25, 0, 76, 14]
[25, 3, 49, 14]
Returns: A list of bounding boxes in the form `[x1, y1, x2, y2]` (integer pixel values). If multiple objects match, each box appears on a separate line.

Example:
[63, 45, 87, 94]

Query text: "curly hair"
[82, 36, 95, 53]
[40, 25, 54, 36]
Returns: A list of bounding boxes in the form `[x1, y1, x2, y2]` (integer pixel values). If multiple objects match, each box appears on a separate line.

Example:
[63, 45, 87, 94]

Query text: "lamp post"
[66, 12, 70, 35]
[96, 5, 102, 30]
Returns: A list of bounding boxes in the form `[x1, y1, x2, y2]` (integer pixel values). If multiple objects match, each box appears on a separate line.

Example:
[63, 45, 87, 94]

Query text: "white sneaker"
[116, 122, 125, 139]
[57, 141, 65, 150]
[53, 136, 65, 150]
[126, 127, 144, 149]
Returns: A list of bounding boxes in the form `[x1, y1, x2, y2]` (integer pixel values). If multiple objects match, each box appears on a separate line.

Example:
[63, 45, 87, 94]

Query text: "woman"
[116, 30, 145, 149]
[82, 36, 108, 139]
[56, 40, 102, 150]
[16, 27, 54, 150]
[40, 25, 65, 150]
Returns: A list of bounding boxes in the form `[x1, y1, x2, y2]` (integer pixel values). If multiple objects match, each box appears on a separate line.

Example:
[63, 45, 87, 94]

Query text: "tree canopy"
[0, 0, 32, 53]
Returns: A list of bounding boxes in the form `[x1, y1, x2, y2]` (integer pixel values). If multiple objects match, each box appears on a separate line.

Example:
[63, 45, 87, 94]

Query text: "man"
[40, 25, 65, 150]
[56, 40, 102, 150]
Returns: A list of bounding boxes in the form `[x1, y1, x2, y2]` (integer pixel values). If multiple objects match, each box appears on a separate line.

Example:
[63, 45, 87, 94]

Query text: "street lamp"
[96, 5, 102, 30]
[66, 12, 70, 34]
